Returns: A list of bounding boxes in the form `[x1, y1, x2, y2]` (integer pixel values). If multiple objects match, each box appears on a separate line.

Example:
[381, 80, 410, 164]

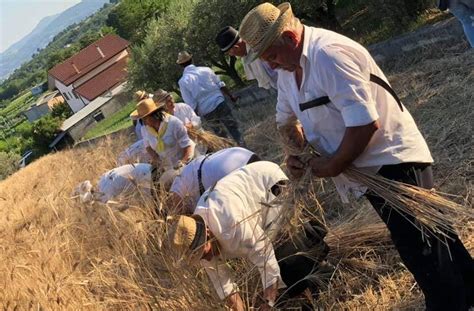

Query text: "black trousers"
[365, 163, 474, 311]
[203, 100, 244, 145]
[274, 219, 329, 298]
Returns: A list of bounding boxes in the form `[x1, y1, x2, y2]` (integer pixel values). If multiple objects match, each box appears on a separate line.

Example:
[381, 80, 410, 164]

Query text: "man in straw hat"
[166, 161, 329, 310]
[239, 3, 474, 310]
[130, 98, 196, 187]
[176, 51, 246, 146]
[215, 26, 278, 90]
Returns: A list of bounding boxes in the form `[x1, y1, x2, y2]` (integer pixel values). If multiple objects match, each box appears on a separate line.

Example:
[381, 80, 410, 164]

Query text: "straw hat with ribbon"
[134, 90, 149, 102]
[153, 89, 172, 105]
[130, 98, 165, 120]
[167, 215, 207, 264]
[176, 51, 193, 64]
[239, 2, 294, 60]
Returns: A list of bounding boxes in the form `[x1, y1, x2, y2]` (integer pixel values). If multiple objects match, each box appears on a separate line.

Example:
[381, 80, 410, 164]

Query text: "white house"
[47, 34, 130, 113]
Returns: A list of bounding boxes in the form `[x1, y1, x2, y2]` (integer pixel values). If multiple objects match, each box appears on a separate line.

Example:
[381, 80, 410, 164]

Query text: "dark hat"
[216, 26, 240, 52]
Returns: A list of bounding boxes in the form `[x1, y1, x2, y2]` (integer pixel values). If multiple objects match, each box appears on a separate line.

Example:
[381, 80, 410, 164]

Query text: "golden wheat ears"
[286, 144, 473, 250]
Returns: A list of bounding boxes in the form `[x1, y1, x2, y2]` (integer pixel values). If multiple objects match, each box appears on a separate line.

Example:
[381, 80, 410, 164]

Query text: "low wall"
[368, 17, 464, 66]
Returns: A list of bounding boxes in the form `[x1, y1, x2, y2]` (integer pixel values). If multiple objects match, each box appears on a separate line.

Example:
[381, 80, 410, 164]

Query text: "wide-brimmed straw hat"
[153, 89, 172, 105]
[167, 215, 207, 264]
[176, 51, 193, 64]
[216, 26, 240, 52]
[130, 98, 165, 120]
[239, 2, 294, 60]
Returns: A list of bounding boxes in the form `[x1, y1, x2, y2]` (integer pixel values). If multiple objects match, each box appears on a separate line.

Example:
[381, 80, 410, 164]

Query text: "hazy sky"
[0, 0, 81, 53]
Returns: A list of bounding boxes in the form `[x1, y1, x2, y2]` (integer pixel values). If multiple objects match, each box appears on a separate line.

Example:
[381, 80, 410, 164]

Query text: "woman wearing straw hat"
[215, 26, 278, 90]
[166, 161, 328, 310]
[176, 51, 246, 147]
[239, 2, 473, 310]
[130, 98, 196, 187]
[153, 89, 202, 131]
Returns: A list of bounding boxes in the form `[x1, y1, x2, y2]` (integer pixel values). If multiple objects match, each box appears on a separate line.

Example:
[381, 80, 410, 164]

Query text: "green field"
[82, 101, 135, 141]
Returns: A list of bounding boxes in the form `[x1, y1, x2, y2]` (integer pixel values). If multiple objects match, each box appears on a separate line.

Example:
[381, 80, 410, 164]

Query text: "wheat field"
[0, 40, 472, 310]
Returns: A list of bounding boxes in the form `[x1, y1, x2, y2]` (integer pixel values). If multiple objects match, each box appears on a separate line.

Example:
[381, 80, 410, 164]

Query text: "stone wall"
[68, 92, 131, 141]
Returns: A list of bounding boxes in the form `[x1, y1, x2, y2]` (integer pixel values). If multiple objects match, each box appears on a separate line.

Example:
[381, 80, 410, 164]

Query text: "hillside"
[0, 0, 109, 81]
[0, 23, 472, 309]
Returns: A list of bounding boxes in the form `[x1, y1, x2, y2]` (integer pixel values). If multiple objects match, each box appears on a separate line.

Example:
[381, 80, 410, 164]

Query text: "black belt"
[197, 154, 212, 196]
[299, 73, 404, 112]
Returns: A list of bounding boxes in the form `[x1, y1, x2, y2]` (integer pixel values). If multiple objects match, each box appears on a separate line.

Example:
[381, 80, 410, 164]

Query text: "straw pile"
[187, 127, 235, 153]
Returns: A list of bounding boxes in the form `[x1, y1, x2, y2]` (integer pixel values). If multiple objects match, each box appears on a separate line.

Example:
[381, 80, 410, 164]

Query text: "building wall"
[67, 91, 130, 141]
[55, 80, 90, 113]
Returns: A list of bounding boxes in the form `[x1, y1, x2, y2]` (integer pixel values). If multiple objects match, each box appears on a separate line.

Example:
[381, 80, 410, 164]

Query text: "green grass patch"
[82, 101, 136, 141]
[0, 91, 35, 119]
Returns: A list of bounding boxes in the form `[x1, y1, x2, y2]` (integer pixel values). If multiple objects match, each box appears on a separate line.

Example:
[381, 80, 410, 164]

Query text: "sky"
[0, 0, 81, 53]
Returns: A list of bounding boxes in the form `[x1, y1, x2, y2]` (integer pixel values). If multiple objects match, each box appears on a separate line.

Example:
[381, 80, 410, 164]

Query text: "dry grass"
[0, 37, 473, 310]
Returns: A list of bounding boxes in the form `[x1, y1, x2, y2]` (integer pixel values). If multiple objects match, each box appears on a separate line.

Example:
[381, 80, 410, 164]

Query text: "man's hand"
[226, 292, 245, 311]
[308, 156, 337, 177]
[285, 155, 306, 180]
[260, 281, 278, 310]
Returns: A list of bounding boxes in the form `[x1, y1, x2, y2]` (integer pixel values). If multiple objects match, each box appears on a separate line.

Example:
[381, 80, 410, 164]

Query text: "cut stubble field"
[0, 37, 473, 309]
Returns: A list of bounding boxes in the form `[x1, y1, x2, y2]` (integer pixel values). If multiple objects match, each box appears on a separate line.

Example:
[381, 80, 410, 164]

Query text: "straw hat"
[239, 2, 294, 59]
[216, 26, 240, 52]
[130, 98, 165, 119]
[134, 90, 148, 101]
[153, 89, 172, 105]
[167, 215, 207, 264]
[176, 51, 193, 64]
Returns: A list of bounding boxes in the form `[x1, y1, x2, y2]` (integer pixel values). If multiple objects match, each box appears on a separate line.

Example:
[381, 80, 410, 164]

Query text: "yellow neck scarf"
[146, 113, 170, 153]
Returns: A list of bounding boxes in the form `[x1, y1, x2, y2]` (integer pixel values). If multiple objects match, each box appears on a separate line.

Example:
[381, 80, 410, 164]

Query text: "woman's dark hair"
[138, 119, 144, 125]
[151, 108, 166, 122]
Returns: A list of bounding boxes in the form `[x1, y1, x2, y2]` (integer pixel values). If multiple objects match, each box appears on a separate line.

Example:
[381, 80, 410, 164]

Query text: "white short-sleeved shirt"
[178, 64, 225, 116]
[173, 102, 202, 129]
[276, 26, 433, 201]
[134, 121, 143, 140]
[97, 163, 152, 203]
[243, 46, 278, 90]
[146, 114, 196, 168]
[194, 161, 288, 300]
[170, 147, 254, 212]
[117, 139, 152, 165]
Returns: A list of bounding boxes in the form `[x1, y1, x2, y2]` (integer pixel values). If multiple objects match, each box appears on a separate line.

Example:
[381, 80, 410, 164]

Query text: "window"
[63, 92, 70, 100]
[93, 111, 105, 122]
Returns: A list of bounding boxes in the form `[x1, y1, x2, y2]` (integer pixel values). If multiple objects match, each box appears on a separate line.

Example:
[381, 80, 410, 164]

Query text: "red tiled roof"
[48, 34, 129, 86]
[75, 57, 128, 101]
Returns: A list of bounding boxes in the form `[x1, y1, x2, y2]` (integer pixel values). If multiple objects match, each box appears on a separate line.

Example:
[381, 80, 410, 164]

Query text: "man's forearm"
[278, 123, 305, 153]
[326, 120, 379, 175]
[181, 145, 193, 163]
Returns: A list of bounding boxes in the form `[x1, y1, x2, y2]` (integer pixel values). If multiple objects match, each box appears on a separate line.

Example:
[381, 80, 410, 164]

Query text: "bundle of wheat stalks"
[288, 144, 473, 244]
[187, 127, 235, 153]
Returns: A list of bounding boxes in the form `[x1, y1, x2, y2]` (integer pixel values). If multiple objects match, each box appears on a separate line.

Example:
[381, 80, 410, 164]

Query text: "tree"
[31, 116, 61, 155]
[51, 102, 73, 120]
[185, 0, 256, 87]
[106, 0, 170, 43]
[128, 0, 195, 94]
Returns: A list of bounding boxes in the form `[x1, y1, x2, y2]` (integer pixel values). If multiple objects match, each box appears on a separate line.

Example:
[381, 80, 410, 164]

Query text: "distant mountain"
[0, 0, 109, 81]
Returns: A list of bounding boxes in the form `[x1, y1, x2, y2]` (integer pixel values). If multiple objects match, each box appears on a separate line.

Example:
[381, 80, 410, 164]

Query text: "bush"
[0, 151, 21, 180]
[31, 115, 61, 155]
